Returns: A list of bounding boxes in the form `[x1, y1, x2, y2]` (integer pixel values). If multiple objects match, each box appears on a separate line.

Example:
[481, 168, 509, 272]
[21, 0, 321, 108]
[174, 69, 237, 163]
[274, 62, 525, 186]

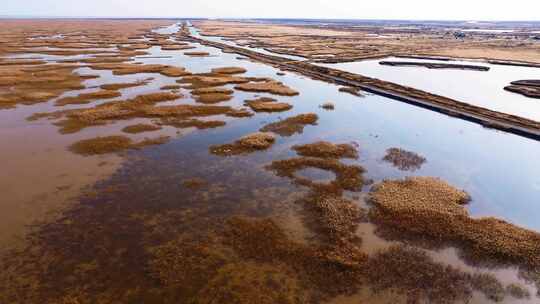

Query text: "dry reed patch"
[89, 63, 165, 75]
[224, 216, 367, 299]
[184, 51, 210, 57]
[191, 87, 234, 95]
[298, 193, 364, 242]
[160, 44, 195, 50]
[292, 141, 358, 159]
[55, 90, 121, 106]
[160, 84, 182, 90]
[267, 157, 364, 193]
[159, 66, 191, 77]
[235, 81, 299, 96]
[210, 132, 276, 156]
[158, 118, 226, 129]
[121, 123, 162, 134]
[0, 64, 88, 109]
[198, 262, 308, 304]
[90, 63, 189, 77]
[148, 234, 234, 298]
[382, 147, 426, 171]
[178, 75, 250, 89]
[210, 67, 247, 74]
[51, 92, 182, 133]
[339, 86, 364, 97]
[320, 102, 335, 110]
[244, 97, 293, 112]
[69, 135, 169, 155]
[260, 113, 318, 136]
[369, 177, 540, 268]
[100, 80, 149, 90]
[365, 245, 473, 303]
[195, 93, 233, 104]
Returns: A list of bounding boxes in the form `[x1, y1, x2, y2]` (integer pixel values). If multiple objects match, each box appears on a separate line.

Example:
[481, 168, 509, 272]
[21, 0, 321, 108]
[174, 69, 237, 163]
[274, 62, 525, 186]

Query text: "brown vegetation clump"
[121, 123, 162, 134]
[365, 245, 473, 303]
[0, 64, 88, 109]
[369, 177, 540, 268]
[210, 67, 247, 74]
[235, 80, 299, 96]
[148, 234, 234, 299]
[100, 80, 149, 90]
[178, 75, 249, 89]
[191, 87, 234, 95]
[45, 92, 182, 133]
[298, 193, 364, 242]
[184, 51, 210, 57]
[260, 113, 318, 136]
[68, 135, 169, 155]
[267, 157, 364, 193]
[382, 147, 426, 171]
[55, 90, 121, 106]
[89, 63, 190, 77]
[244, 97, 293, 112]
[292, 141, 358, 159]
[159, 118, 226, 129]
[210, 132, 276, 156]
[224, 216, 367, 299]
[197, 262, 308, 304]
[320, 102, 335, 110]
[160, 84, 182, 90]
[339, 86, 364, 97]
[160, 44, 195, 51]
[195, 93, 233, 104]
[159, 66, 191, 77]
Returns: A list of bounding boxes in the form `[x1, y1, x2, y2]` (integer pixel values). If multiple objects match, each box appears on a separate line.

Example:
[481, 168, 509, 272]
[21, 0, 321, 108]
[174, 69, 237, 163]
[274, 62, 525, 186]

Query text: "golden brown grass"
[160, 84, 182, 90]
[159, 118, 226, 129]
[210, 132, 276, 156]
[210, 67, 247, 74]
[178, 74, 250, 89]
[0, 64, 88, 109]
[292, 141, 358, 159]
[195, 93, 233, 104]
[260, 113, 318, 136]
[382, 147, 426, 171]
[160, 44, 195, 51]
[244, 97, 293, 112]
[369, 177, 540, 268]
[235, 81, 299, 96]
[184, 51, 210, 57]
[100, 80, 150, 90]
[55, 90, 121, 106]
[267, 157, 364, 193]
[191, 87, 234, 95]
[121, 123, 162, 134]
[69, 135, 169, 155]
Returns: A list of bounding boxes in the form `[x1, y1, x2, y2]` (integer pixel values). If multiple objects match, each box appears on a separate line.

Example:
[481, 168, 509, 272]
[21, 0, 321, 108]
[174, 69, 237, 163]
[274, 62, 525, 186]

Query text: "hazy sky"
[2, 0, 540, 21]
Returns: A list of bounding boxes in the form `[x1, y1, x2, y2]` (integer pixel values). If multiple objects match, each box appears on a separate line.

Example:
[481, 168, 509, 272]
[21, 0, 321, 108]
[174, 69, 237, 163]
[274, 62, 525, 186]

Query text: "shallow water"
[318, 56, 540, 121]
[2, 22, 540, 303]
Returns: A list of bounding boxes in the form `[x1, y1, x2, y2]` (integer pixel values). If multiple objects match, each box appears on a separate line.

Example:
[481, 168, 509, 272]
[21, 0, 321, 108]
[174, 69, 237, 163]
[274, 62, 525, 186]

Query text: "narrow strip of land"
[180, 25, 540, 140]
[379, 61, 490, 71]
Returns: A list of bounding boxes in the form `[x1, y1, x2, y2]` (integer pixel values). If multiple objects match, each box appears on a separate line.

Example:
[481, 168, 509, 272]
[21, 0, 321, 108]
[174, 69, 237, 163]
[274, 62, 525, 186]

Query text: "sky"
[2, 0, 540, 21]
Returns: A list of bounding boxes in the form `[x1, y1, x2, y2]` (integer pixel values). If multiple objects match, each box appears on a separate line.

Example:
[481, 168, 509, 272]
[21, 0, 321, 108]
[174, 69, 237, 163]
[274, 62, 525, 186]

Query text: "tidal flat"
[1, 19, 540, 304]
